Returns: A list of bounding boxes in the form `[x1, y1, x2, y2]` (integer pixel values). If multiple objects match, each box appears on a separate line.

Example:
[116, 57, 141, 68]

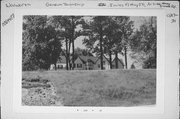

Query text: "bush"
[143, 57, 156, 69]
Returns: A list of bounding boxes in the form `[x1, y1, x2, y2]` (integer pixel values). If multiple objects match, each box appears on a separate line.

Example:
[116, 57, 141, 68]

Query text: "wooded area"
[22, 16, 157, 71]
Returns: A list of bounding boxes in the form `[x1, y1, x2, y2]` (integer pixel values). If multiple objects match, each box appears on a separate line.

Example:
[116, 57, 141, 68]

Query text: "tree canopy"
[22, 15, 157, 71]
[130, 17, 157, 68]
[22, 16, 63, 71]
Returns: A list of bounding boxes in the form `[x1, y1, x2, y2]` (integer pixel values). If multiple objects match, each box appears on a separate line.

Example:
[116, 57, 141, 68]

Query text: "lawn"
[22, 69, 156, 106]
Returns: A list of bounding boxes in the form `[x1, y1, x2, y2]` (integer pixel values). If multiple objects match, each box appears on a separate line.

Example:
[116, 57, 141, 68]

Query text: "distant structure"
[74, 56, 97, 70]
[50, 55, 124, 70]
[95, 55, 111, 70]
[50, 56, 67, 70]
[130, 63, 136, 69]
[112, 57, 124, 69]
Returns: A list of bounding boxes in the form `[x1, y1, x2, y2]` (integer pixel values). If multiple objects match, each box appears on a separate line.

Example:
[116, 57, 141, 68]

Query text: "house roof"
[78, 56, 98, 64]
[57, 56, 73, 63]
[95, 55, 110, 63]
[112, 57, 124, 65]
[57, 56, 66, 63]
[57, 55, 124, 66]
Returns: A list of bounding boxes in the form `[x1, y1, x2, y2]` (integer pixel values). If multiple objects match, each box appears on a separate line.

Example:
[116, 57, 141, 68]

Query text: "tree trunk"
[69, 58, 71, 70]
[68, 38, 71, 70]
[109, 51, 112, 69]
[65, 38, 69, 70]
[71, 17, 75, 70]
[100, 36, 103, 70]
[99, 18, 103, 70]
[154, 48, 156, 60]
[49, 53, 52, 70]
[72, 38, 75, 70]
[124, 46, 128, 69]
[115, 51, 118, 69]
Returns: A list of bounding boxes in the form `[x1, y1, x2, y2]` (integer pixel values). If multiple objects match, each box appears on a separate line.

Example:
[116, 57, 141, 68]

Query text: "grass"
[22, 69, 156, 106]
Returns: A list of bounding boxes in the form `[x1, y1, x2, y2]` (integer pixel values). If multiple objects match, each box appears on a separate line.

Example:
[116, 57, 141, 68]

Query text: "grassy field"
[22, 69, 156, 106]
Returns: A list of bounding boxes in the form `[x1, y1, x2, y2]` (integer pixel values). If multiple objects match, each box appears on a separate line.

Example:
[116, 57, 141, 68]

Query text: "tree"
[23, 16, 48, 70]
[22, 16, 62, 71]
[130, 17, 157, 69]
[50, 16, 84, 70]
[103, 17, 122, 69]
[49, 16, 71, 70]
[73, 47, 93, 59]
[66, 16, 84, 70]
[114, 16, 134, 69]
[143, 56, 156, 69]
[83, 16, 133, 69]
[83, 16, 109, 70]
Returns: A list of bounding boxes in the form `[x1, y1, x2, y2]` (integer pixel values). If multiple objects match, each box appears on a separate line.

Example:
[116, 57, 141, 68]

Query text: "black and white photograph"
[2, 0, 179, 118]
[21, 15, 157, 107]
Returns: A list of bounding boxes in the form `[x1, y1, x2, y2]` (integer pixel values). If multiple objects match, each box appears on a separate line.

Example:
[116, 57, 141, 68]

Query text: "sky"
[63, 16, 151, 69]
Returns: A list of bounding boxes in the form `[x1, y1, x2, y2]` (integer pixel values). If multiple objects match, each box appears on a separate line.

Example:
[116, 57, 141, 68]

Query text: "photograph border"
[13, 8, 165, 114]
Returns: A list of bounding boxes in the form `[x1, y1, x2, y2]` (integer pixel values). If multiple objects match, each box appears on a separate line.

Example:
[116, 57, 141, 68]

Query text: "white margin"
[13, 8, 165, 114]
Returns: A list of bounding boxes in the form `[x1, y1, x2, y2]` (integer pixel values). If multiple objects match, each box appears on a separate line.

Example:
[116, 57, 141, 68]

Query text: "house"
[112, 57, 124, 69]
[74, 55, 124, 70]
[50, 55, 124, 70]
[74, 56, 98, 70]
[94, 55, 111, 70]
[50, 56, 67, 70]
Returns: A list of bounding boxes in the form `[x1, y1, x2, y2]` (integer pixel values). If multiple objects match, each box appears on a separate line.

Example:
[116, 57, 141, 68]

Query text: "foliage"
[130, 17, 157, 68]
[83, 16, 107, 52]
[83, 16, 109, 69]
[50, 16, 85, 70]
[22, 16, 157, 70]
[83, 16, 134, 69]
[22, 16, 62, 71]
[73, 47, 93, 59]
[113, 16, 134, 69]
[143, 56, 156, 69]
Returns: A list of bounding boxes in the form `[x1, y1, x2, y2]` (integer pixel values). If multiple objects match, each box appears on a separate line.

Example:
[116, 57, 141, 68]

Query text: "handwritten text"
[98, 2, 176, 9]
[2, 13, 15, 27]
[45, 2, 84, 7]
[6, 3, 31, 8]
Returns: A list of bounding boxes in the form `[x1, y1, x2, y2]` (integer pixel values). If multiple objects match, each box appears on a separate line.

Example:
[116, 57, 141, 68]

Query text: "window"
[80, 64, 82, 68]
[57, 65, 63, 69]
[77, 64, 82, 68]
[60, 65, 63, 69]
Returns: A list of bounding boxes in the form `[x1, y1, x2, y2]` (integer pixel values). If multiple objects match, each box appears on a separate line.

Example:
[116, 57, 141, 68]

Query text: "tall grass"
[22, 69, 156, 106]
